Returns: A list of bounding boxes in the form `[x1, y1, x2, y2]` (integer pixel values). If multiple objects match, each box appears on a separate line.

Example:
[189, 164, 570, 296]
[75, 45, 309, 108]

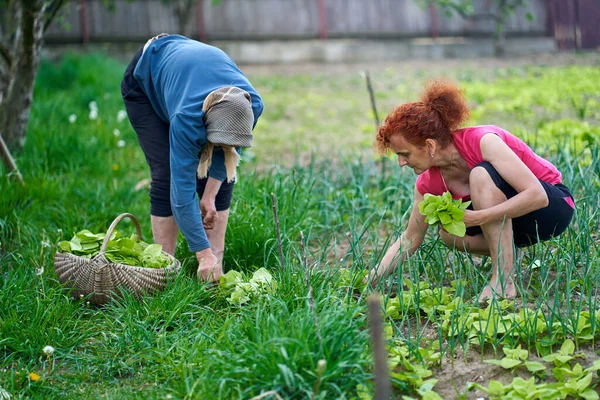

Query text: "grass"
[1, 51, 600, 398]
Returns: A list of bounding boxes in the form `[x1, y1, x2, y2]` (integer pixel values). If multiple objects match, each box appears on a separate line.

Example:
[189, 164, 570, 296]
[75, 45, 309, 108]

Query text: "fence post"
[195, 0, 207, 42]
[429, 3, 439, 40]
[317, 0, 328, 40]
[545, 0, 554, 37]
[79, 0, 89, 44]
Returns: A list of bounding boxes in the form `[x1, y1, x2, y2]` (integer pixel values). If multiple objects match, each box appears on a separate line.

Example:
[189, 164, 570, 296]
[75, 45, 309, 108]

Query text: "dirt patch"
[242, 52, 600, 77]
[433, 344, 600, 399]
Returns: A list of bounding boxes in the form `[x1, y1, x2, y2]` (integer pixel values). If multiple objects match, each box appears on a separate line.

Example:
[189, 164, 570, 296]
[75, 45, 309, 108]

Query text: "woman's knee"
[149, 170, 172, 216]
[469, 164, 495, 188]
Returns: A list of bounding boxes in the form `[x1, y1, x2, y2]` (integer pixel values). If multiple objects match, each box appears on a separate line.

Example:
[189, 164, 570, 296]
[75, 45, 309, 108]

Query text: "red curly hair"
[374, 79, 470, 155]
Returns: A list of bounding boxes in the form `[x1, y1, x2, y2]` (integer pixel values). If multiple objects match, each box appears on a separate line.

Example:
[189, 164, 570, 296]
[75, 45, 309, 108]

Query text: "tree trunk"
[493, 16, 507, 57]
[0, 0, 46, 151]
[175, 0, 195, 38]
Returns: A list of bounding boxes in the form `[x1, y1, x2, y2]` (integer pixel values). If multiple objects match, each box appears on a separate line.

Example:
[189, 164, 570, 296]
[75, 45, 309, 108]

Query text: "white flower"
[41, 240, 51, 248]
[113, 129, 120, 137]
[89, 101, 98, 111]
[43, 346, 55, 356]
[89, 110, 98, 120]
[117, 140, 126, 148]
[68, 114, 77, 124]
[0, 386, 11, 399]
[35, 266, 44, 276]
[117, 110, 127, 122]
[316, 359, 327, 374]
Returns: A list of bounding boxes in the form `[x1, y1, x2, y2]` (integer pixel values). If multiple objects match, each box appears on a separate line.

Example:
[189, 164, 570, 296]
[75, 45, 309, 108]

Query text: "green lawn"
[1, 51, 600, 399]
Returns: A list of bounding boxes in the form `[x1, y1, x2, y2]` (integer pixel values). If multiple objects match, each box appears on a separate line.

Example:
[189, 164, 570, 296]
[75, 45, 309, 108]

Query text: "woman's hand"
[200, 177, 222, 230]
[200, 198, 218, 230]
[463, 209, 488, 227]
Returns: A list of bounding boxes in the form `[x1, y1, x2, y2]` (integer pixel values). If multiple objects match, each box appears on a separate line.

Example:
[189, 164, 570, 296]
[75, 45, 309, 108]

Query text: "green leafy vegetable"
[417, 192, 471, 237]
[219, 268, 277, 305]
[58, 230, 172, 268]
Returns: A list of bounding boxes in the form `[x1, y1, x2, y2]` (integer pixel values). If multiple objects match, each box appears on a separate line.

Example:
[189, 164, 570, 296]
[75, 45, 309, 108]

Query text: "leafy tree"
[418, 0, 534, 57]
[0, 0, 221, 153]
[0, 0, 69, 151]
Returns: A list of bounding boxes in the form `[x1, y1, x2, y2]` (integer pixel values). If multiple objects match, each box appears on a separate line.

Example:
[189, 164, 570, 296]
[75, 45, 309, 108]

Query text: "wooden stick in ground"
[0, 134, 24, 184]
[270, 192, 285, 271]
[367, 293, 391, 400]
[301, 231, 324, 354]
[361, 70, 380, 130]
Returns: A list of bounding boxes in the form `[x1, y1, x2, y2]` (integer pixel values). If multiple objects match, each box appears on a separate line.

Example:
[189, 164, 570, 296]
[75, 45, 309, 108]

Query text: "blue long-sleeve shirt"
[133, 35, 263, 252]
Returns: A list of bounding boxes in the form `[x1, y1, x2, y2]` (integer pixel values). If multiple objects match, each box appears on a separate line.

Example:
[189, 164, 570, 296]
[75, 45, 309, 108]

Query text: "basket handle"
[98, 213, 143, 255]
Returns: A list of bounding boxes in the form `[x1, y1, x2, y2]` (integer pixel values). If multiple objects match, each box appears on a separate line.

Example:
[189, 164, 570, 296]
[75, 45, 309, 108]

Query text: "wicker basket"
[54, 213, 181, 305]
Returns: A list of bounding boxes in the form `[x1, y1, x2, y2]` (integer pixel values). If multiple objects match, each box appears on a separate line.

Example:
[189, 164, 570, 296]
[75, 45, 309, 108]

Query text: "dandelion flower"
[43, 346, 55, 356]
[117, 110, 127, 122]
[112, 164, 119, 171]
[113, 129, 120, 137]
[29, 372, 40, 381]
[35, 267, 44, 276]
[68, 114, 77, 124]
[117, 140, 126, 148]
[89, 110, 98, 120]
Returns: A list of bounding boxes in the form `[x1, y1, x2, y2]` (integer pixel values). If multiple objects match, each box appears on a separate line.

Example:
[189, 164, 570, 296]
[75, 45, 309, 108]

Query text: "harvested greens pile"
[219, 268, 277, 305]
[58, 230, 172, 268]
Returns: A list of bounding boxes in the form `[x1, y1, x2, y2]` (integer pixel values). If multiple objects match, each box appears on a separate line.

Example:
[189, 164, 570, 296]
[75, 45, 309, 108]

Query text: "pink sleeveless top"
[416, 125, 573, 207]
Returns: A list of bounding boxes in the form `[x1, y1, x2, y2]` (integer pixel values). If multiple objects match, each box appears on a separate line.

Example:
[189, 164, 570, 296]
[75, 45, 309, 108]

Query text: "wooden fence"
[46, 0, 550, 43]
[552, 0, 600, 49]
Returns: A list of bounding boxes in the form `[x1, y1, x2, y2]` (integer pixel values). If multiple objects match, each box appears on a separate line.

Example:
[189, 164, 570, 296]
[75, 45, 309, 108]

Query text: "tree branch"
[44, 0, 68, 32]
[447, 4, 500, 23]
[0, 41, 12, 68]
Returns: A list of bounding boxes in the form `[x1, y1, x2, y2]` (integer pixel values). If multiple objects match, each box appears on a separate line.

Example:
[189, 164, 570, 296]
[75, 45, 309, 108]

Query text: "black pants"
[120, 46, 234, 217]
[465, 161, 574, 247]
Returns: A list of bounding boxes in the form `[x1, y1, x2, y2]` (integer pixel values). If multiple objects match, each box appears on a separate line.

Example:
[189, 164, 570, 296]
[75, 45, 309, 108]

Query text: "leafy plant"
[542, 339, 580, 367]
[485, 345, 546, 374]
[418, 192, 471, 237]
[219, 268, 278, 305]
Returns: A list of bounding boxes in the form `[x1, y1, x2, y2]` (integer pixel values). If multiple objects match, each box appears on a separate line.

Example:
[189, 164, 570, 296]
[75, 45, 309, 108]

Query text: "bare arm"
[464, 134, 549, 227]
[199, 177, 223, 230]
[369, 186, 429, 283]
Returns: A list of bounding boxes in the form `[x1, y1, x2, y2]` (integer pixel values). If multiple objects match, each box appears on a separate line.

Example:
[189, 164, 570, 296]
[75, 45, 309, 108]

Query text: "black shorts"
[120, 47, 234, 217]
[465, 161, 574, 248]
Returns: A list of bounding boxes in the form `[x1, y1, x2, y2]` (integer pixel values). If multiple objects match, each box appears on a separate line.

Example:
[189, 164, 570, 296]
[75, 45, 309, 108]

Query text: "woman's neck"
[436, 144, 468, 172]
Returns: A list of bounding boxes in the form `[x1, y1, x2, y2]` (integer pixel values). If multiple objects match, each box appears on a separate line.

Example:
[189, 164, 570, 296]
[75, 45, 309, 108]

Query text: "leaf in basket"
[69, 237, 83, 252]
[58, 241, 71, 252]
[142, 244, 171, 268]
[76, 230, 102, 242]
[80, 242, 101, 251]
[61, 228, 172, 268]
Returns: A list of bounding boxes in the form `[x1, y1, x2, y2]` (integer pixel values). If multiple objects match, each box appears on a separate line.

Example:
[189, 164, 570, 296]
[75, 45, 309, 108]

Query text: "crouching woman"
[369, 79, 574, 302]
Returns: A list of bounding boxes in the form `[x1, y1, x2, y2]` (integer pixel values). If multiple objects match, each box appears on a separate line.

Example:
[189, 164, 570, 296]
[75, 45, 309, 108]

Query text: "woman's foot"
[478, 278, 516, 303]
